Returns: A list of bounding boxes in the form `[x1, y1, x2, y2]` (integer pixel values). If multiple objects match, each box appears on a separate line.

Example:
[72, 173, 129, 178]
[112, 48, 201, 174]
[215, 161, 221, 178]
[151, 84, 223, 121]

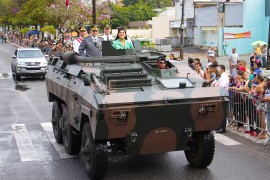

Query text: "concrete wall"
[112, 29, 152, 39]
[195, 6, 218, 27]
[218, 0, 269, 56]
[152, 15, 176, 39]
[175, 0, 194, 20]
[225, 3, 243, 26]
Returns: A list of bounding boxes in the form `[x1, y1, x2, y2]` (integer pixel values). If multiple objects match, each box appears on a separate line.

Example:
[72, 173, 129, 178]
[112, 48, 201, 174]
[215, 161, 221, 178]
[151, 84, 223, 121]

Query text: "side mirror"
[12, 55, 16, 59]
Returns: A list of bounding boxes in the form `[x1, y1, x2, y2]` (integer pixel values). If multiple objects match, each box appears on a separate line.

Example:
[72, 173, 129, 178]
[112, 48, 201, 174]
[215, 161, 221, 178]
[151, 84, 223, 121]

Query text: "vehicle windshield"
[18, 50, 44, 58]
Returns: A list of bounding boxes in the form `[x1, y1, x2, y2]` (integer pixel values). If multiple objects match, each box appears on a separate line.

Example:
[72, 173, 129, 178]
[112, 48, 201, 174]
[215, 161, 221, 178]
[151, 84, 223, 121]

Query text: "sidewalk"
[164, 46, 251, 72]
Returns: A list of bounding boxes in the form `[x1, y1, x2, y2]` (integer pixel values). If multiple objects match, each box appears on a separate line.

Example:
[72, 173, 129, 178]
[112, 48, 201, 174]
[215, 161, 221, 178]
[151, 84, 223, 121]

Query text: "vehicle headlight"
[40, 61, 48, 66]
[109, 110, 130, 125]
[17, 61, 26, 66]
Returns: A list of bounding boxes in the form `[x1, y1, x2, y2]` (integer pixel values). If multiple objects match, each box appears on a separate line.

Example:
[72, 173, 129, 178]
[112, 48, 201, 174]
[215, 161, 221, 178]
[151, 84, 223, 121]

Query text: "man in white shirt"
[228, 48, 239, 75]
[73, 25, 87, 53]
[215, 65, 229, 133]
[101, 24, 114, 41]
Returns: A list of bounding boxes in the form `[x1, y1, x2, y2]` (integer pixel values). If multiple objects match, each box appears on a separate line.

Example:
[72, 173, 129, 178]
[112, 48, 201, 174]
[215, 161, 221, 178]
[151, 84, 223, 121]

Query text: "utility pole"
[92, 0, 96, 25]
[267, 18, 270, 70]
[179, 0, 185, 60]
[180, 0, 185, 46]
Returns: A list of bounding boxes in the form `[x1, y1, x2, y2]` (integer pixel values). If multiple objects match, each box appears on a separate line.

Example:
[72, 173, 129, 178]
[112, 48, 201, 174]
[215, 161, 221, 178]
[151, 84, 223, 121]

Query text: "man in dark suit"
[79, 25, 102, 57]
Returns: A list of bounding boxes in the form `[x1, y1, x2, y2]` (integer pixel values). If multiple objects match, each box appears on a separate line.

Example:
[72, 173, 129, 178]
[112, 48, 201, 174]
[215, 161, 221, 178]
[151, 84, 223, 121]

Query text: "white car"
[11, 48, 48, 80]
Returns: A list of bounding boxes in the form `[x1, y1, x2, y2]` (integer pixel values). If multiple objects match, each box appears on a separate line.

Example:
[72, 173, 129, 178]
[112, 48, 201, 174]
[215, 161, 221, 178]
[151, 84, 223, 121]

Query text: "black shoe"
[216, 128, 226, 133]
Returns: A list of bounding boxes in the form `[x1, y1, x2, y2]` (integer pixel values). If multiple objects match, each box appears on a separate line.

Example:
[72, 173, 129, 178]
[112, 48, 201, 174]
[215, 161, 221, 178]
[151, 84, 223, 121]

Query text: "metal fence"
[227, 90, 270, 145]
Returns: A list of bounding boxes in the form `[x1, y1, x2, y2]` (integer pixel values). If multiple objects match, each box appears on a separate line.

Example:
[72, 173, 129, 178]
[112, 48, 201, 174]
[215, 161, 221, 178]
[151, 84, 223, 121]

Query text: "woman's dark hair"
[255, 60, 262, 67]
[115, 26, 127, 40]
[194, 58, 201, 63]
[237, 70, 244, 77]
[256, 74, 264, 82]
[188, 57, 193, 64]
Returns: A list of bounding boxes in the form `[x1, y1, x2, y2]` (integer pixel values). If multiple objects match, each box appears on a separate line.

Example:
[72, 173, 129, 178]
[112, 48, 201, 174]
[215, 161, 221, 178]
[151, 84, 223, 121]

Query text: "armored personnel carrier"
[45, 41, 228, 179]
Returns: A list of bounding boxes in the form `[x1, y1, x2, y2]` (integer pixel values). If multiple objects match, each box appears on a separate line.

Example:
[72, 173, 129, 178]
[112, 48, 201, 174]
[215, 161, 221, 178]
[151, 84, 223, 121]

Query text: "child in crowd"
[195, 62, 204, 78]
[253, 61, 262, 86]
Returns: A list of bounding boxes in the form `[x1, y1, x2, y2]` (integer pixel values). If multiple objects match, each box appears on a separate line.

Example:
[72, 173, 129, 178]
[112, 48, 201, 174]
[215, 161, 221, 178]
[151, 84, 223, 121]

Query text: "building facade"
[218, 0, 269, 56]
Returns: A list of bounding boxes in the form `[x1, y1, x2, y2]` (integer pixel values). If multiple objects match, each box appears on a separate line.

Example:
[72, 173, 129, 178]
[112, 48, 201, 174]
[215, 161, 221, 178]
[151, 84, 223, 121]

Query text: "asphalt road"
[0, 43, 270, 180]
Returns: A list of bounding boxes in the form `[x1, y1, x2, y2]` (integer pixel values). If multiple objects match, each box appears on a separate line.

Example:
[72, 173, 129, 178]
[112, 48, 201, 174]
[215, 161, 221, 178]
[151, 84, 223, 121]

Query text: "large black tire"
[62, 106, 81, 155]
[184, 131, 215, 168]
[81, 122, 108, 179]
[52, 101, 63, 143]
[14, 73, 21, 81]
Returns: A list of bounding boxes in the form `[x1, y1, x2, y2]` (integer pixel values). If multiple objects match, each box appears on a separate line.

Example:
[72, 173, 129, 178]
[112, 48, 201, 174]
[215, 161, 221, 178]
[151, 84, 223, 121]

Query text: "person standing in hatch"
[101, 24, 114, 41]
[111, 26, 134, 49]
[73, 25, 87, 53]
[79, 25, 102, 57]
[157, 56, 168, 69]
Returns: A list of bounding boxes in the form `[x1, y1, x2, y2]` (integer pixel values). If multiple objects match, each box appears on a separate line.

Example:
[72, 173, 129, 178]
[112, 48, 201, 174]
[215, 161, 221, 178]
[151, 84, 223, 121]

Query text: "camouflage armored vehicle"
[45, 42, 228, 179]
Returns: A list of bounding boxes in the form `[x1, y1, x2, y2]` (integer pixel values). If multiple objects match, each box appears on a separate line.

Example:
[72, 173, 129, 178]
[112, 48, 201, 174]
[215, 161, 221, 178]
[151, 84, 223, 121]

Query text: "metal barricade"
[227, 90, 270, 144]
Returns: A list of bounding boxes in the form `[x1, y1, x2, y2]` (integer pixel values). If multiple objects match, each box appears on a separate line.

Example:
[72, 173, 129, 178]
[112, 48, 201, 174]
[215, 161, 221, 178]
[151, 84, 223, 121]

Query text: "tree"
[123, 0, 172, 8]
[111, 2, 155, 28]
[41, 25, 56, 35]
[14, 0, 49, 28]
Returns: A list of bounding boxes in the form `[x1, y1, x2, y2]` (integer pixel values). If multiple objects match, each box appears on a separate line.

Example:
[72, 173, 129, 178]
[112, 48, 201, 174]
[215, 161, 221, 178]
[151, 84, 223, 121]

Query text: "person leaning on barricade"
[242, 68, 260, 136]
[228, 70, 246, 131]
[249, 74, 267, 139]
[263, 77, 270, 138]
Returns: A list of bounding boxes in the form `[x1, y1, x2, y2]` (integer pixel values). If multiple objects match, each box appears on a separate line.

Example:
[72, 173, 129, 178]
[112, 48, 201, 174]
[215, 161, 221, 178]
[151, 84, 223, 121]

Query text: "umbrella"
[26, 30, 40, 36]
[251, 40, 267, 46]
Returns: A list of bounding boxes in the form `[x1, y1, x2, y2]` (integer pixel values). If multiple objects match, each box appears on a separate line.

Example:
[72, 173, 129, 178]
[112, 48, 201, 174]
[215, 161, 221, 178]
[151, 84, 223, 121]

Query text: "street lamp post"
[92, 0, 96, 25]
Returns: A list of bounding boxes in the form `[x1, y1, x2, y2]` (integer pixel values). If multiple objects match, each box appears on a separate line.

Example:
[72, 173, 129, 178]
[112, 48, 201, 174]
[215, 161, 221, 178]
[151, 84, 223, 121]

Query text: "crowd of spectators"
[187, 47, 269, 139]
[5, 31, 73, 57]
[4, 30, 270, 139]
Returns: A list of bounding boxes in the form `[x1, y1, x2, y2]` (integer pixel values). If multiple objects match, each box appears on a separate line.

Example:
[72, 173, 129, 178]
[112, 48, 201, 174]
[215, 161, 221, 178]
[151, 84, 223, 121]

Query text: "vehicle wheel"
[52, 101, 63, 143]
[81, 122, 108, 179]
[62, 106, 81, 155]
[42, 75, 45, 80]
[184, 131, 215, 168]
[14, 73, 20, 81]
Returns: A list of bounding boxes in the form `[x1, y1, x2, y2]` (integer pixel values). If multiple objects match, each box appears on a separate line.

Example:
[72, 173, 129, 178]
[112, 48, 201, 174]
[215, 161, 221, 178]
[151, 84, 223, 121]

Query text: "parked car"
[11, 48, 48, 80]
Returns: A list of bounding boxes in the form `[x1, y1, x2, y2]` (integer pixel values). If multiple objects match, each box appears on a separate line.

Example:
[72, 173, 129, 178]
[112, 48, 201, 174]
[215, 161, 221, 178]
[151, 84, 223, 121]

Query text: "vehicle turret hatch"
[141, 61, 178, 78]
[159, 78, 195, 89]
[100, 67, 151, 89]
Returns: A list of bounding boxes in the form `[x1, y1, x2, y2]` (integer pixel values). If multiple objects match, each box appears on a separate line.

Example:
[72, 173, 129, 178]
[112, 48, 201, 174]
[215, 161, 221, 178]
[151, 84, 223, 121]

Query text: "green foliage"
[111, 2, 155, 28]
[41, 25, 56, 34]
[123, 0, 172, 8]
[0, 0, 111, 33]
[19, 27, 31, 34]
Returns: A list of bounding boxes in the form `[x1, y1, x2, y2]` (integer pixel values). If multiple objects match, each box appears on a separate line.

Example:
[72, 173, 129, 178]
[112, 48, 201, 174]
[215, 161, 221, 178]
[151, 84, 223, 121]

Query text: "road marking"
[11, 124, 39, 162]
[40, 122, 74, 159]
[215, 133, 242, 146]
[0, 73, 11, 79]
[0, 150, 5, 177]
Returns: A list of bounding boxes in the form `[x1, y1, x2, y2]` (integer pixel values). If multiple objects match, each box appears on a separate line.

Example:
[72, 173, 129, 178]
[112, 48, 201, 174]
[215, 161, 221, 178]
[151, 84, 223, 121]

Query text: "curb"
[226, 126, 269, 145]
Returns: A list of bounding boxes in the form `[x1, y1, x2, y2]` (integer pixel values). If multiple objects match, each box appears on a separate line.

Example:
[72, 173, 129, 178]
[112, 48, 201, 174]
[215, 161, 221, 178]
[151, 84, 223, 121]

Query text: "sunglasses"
[159, 62, 166, 64]
[92, 30, 98, 32]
